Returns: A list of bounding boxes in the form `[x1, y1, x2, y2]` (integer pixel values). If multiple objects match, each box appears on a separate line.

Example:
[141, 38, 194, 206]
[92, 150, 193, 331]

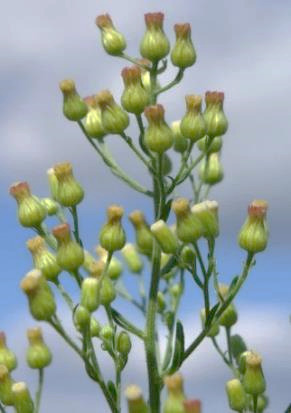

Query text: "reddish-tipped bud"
[129, 211, 153, 256]
[83, 95, 106, 139]
[204, 91, 228, 137]
[180, 95, 206, 142]
[26, 236, 60, 281]
[96, 14, 126, 55]
[171, 23, 196, 69]
[53, 223, 84, 271]
[121, 66, 149, 114]
[140, 12, 170, 62]
[53, 162, 84, 207]
[59, 79, 88, 121]
[172, 198, 204, 243]
[99, 205, 126, 252]
[96, 90, 129, 134]
[183, 399, 201, 413]
[144, 104, 173, 153]
[0, 332, 17, 372]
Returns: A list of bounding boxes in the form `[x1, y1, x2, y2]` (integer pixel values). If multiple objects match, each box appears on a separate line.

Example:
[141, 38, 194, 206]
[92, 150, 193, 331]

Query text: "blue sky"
[1, 0, 291, 411]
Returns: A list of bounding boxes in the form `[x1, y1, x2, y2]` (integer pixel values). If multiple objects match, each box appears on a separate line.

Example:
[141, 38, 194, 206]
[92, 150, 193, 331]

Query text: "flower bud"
[47, 168, 59, 201]
[157, 291, 166, 313]
[172, 198, 204, 243]
[137, 58, 156, 93]
[171, 121, 188, 153]
[199, 153, 224, 185]
[238, 200, 269, 253]
[10, 182, 47, 228]
[230, 335, 247, 361]
[171, 23, 196, 69]
[121, 244, 143, 273]
[100, 276, 116, 306]
[200, 308, 220, 337]
[40, 198, 59, 216]
[12, 382, 34, 413]
[100, 325, 114, 342]
[90, 317, 101, 337]
[180, 95, 206, 142]
[0, 365, 14, 406]
[179, 246, 196, 268]
[59, 79, 87, 121]
[121, 66, 149, 114]
[20, 270, 56, 321]
[197, 135, 222, 153]
[183, 400, 201, 413]
[26, 327, 52, 369]
[164, 373, 186, 413]
[95, 247, 123, 279]
[96, 90, 129, 134]
[99, 205, 126, 252]
[53, 162, 84, 207]
[144, 105, 173, 153]
[116, 331, 132, 356]
[83, 251, 98, 273]
[238, 351, 252, 375]
[96, 14, 126, 56]
[74, 305, 91, 331]
[52, 223, 84, 271]
[80, 278, 100, 313]
[226, 379, 247, 412]
[191, 200, 219, 239]
[0, 333, 17, 372]
[83, 95, 106, 139]
[125, 385, 148, 413]
[204, 91, 228, 138]
[140, 12, 170, 62]
[243, 352, 266, 396]
[129, 211, 153, 256]
[26, 236, 61, 281]
[219, 303, 238, 328]
[151, 220, 178, 254]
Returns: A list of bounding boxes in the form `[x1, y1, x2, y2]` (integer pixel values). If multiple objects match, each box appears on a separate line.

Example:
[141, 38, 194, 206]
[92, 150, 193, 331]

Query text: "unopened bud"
[180, 95, 206, 142]
[122, 244, 143, 273]
[121, 66, 149, 114]
[53, 162, 84, 207]
[243, 352, 266, 396]
[172, 198, 204, 243]
[116, 331, 132, 356]
[94, 247, 123, 279]
[199, 153, 223, 185]
[197, 135, 222, 153]
[226, 379, 247, 412]
[0, 333, 17, 372]
[125, 385, 148, 413]
[0, 365, 14, 406]
[90, 318, 101, 338]
[74, 305, 91, 331]
[96, 14, 126, 56]
[171, 121, 188, 153]
[171, 23, 196, 69]
[183, 399, 201, 413]
[140, 12, 170, 62]
[26, 327, 52, 369]
[100, 276, 116, 306]
[144, 105, 173, 153]
[81, 278, 100, 313]
[12, 382, 34, 413]
[230, 335, 247, 361]
[99, 205, 126, 252]
[53, 223, 84, 271]
[179, 246, 196, 268]
[204, 91, 228, 138]
[164, 373, 186, 413]
[219, 303, 238, 328]
[40, 198, 59, 216]
[129, 211, 153, 256]
[151, 220, 178, 254]
[59, 79, 87, 121]
[47, 168, 59, 201]
[100, 325, 114, 341]
[96, 90, 129, 134]
[191, 200, 219, 239]
[83, 95, 106, 139]
[200, 308, 220, 337]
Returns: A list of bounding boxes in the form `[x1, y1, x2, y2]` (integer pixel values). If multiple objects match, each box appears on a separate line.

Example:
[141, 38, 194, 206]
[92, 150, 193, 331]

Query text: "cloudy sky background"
[1, 0, 291, 411]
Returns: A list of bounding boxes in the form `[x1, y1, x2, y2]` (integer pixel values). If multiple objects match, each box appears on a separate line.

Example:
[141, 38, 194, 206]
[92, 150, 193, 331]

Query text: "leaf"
[205, 303, 219, 328]
[229, 275, 239, 293]
[107, 380, 117, 402]
[162, 198, 173, 221]
[168, 320, 185, 373]
[110, 308, 129, 330]
[161, 255, 178, 276]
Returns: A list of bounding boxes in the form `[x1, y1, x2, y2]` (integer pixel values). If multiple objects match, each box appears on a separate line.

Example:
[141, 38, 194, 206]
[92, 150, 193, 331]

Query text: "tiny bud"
[180, 95, 206, 142]
[116, 331, 132, 356]
[172, 198, 204, 243]
[99, 205, 126, 252]
[12, 382, 34, 413]
[40, 198, 59, 216]
[238, 351, 252, 375]
[53, 162, 84, 207]
[0, 332, 17, 372]
[183, 399, 201, 413]
[96, 14, 126, 56]
[0, 365, 14, 406]
[90, 318, 101, 338]
[151, 220, 179, 254]
[83, 95, 106, 139]
[238, 200, 269, 253]
[129, 211, 153, 256]
[199, 153, 224, 185]
[200, 308, 220, 337]
[74, 305, 91, 330]
[59, 79, 87, 121]
[170, 284, 183, 300]
[10, 182, 47, 228]
[179, 245, 196, 268]
[26, 327, 52, 369]
[96, 90, 129, 134]
[52, 223, 84, 271]
[144, 105, 173, 153]
[197, 135, 222, 153]
[171, 121, 188, 153]
[204, 91, 228, 138]
[140, 12, 170, 62]
[121, 66, 150, 114]
[226, 378, 247, 412]
[121, 244, 144, 274]
[219, 303, 238, 328]
[81, 278, 100, 313]
[125, 385, 148, 413]
[171, 23, 196, 69]
[164, 373, 186, 413]
[243, 351, 266, 396]
[100, 325, 114, 341]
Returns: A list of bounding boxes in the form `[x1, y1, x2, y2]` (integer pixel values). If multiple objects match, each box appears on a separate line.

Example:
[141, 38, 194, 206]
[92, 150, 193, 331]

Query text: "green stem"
[225, 327, 233, 365]
[135, 114, 151, 156]
[155, 69, 184, 97]
[53, 280, 74, 310]
[166, 143, 196, 194]
[253, 395, 258, 413]
[120, 53, 150, 70]
[48, 316, 83, 358]
[115, 282, 145, 315]
[34, 369, 44, 413]
[70, 205, 82, 246]
[120, 132, 154, 172]
[211, 337, 239, 378]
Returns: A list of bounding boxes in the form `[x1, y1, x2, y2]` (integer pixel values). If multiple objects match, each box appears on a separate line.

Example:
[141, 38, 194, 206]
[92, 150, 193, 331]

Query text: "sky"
[1, 0, 291, 412]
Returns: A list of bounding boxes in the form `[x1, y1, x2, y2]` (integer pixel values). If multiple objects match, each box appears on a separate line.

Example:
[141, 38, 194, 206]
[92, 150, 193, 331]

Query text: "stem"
[120, 132, 154, 172]
[135, 114, 151, 156]
[155, 69, 184, 97]
[225, 327, 233, 364]
[253, 395, 258, 413]
[120, 53, 150, 70]
[34, 369, 44, 413]
[53, 279, 74, 310]
[48, 316, 83, 358]
[70, 205, 82, 246]
[0, 403, 6, 413]
[115, 281, 145, 315]
[211, 337, 239, 378]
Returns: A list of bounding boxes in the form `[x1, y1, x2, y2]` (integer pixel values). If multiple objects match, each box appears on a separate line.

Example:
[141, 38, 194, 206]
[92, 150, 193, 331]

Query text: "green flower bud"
[12, 382, 34, 413]
[74, 305, 91, 330]
[125, 385, 148, 413]
[157, 291, 166, 313]
[121, 66, 149, 114]
[90, 318, 101, 338]
[53, 162, 84, 207]
[0, 365, 14, 406]
[219, 303, 238, 328]
[100, 276, 116, 306]
[95, 247, 123, 280]
[96, 14, 126, 56]
[183, 399, 201, 413]
[172, 198, 204, 243]
[230, 335, 247, 361]
[138, 59, 152, 93]
[140, 12, 170, 62]
[121, 244, 144, 274]
[162, 153, 173, 176]
[47, 168, 59, 201]
[239, 351, 252, 375]
[164, 373, 186, 413]
[179, 245, 196, 268]
[100, 325, 114, 341]
[151, 220, 178, 254]
[204, 91, 228, 138]
[83, 251, 98, 273]
[99, 205, 126, 252]
[226, 379, 247, 412]
[26, 236, 61, 281]
[59, 79, 87, 121]
[40, 198, 59, 216]
[26, 327, 52, 369]
[0, 333, 17, 372]
[243, 352, 266, 396]
[10, 182, 47, 228]
[197, 135, 222, 153]
[171, 23, 196, 69]
[80, 278, 100, 313]
[129, 210, 153, 256]
[116, 331, 132, 356]
[200, 308, 220, 337]
[180, 95, 206, 142]
[171, 121, 188, 153]
[52, 223, 84, 271]
[144, 104, 173, 153]
[20, 270, 56, 321]
[191, 200, 219, 239]
[161, 252, 176, 281]
[199, 153, 224, 185]
[238, 200, 269, 253]
[83, 95, 106, 139]
[96, 90, 129, 134]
